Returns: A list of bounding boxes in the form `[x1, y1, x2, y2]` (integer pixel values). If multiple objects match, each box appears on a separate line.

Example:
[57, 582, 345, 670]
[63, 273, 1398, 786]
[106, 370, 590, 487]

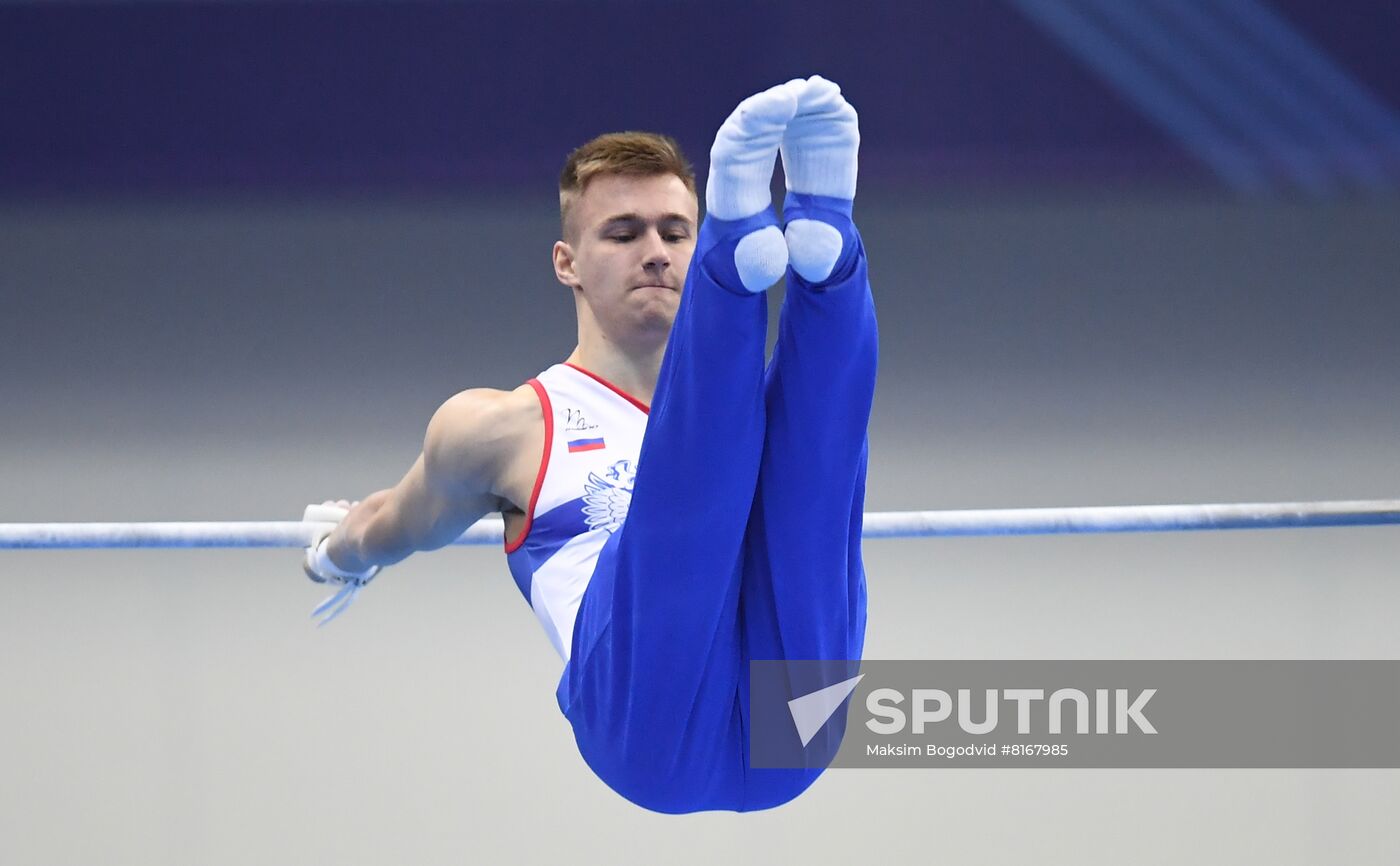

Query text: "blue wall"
[4, 0, 1395, 195]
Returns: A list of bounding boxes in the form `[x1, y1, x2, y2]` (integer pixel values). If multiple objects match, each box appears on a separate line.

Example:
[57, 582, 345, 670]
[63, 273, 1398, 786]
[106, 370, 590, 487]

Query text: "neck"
[565, 328, 667, 407]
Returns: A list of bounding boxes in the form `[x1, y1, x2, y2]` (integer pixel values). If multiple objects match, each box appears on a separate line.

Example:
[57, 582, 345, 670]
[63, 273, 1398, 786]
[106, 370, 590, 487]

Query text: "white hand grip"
[302, 503, 351, 524]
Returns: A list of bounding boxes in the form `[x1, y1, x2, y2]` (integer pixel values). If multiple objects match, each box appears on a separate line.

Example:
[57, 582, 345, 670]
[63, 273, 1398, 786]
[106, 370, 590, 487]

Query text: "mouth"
[632, 283, 678, 292]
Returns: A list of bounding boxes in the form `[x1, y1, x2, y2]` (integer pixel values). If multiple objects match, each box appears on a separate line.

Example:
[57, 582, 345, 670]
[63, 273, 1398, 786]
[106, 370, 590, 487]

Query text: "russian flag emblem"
[567, 437, 606, 453]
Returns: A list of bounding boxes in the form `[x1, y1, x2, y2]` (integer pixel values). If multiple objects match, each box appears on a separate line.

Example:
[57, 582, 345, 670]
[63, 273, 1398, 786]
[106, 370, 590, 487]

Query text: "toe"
[733, 81, 800, 128]
[795, 75, 845, 114]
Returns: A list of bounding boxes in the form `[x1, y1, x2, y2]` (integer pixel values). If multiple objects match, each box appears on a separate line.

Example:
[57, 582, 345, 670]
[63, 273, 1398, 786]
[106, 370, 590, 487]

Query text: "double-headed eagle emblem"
[582, 459, 637, 534]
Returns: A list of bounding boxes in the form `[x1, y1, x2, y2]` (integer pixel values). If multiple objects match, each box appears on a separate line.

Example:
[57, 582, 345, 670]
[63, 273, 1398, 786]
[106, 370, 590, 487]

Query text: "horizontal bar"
[859, 500, 1400, 538]
[0, 519, 502, 550]
[1, 500, 1398, 550]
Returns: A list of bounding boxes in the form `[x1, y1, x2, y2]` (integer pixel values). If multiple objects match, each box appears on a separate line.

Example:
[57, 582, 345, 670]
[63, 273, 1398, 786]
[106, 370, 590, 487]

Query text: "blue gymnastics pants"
[557, 194, 877, 814]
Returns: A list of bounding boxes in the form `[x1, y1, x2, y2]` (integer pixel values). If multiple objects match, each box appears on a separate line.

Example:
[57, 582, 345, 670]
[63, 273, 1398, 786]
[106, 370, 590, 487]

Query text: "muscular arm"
[322, 387, 535, 574]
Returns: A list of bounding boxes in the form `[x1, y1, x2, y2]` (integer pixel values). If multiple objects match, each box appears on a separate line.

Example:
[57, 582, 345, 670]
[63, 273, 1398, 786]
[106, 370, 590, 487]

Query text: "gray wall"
[2, 193, 1399, 863]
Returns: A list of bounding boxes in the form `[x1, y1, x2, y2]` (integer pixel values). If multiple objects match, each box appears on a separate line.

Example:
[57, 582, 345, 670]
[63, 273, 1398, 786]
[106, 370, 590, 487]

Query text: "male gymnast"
[303, 76, 878, 813]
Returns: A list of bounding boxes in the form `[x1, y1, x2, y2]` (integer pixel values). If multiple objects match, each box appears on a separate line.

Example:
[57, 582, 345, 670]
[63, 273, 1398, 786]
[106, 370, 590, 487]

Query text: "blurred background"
[2, 1, 1399, 863]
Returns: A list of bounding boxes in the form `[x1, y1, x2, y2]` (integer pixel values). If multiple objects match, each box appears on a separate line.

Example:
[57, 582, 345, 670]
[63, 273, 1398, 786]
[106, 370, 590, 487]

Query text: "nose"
[640, 228, 671, 274]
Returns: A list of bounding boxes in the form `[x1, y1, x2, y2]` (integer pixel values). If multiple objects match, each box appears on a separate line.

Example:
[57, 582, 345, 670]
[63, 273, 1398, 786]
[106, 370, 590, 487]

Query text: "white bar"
[1, 500, 1399, 550]
[0, 519, 506, 549]
[859, 500, 1400, 538]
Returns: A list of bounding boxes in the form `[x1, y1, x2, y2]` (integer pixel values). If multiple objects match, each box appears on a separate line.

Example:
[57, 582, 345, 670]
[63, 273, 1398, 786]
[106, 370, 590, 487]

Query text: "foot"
[702, 79, 805, 293]
[707, 78, 804, 220]
[779, 76, 861, 284]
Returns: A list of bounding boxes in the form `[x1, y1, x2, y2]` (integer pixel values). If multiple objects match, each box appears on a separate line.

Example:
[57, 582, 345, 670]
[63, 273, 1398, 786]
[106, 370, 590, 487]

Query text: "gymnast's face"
[554, 172, 699, 347]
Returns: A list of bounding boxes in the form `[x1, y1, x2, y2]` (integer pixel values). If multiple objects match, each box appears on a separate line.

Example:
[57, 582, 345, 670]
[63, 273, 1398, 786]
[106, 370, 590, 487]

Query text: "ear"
[553, 240, 581, 289]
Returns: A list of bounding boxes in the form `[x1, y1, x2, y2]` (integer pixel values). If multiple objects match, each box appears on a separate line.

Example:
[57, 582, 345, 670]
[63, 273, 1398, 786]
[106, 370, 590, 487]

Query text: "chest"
[501, 364, 649, 533]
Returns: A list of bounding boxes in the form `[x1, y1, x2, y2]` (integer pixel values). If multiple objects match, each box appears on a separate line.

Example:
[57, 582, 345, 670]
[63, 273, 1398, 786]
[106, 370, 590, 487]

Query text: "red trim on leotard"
[504, 378, 553, 553]
[563, 362, 651, 415]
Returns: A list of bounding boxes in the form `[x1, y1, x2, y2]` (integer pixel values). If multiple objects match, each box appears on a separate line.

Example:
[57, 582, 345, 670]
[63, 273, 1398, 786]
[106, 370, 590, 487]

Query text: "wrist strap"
[313, 537, 378, 582]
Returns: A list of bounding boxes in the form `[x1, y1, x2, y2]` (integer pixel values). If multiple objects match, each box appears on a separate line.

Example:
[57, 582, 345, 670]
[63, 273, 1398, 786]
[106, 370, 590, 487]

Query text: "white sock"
[706, 79, 803, 220]
[731, 225, 789, 293]
[779, 75, 859, 200]
[780, 76, 860, 282]
[783, 218, 845, 283]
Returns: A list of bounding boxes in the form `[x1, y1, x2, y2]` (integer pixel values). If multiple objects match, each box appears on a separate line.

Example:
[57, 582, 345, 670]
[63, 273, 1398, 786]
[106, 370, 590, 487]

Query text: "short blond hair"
[559, 132, 697, 240]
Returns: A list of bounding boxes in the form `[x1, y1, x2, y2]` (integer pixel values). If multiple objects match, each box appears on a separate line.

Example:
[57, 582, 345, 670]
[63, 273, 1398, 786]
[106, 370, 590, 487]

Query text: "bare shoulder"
[423, 385, 543, 490]
[430, 385, 541, 438]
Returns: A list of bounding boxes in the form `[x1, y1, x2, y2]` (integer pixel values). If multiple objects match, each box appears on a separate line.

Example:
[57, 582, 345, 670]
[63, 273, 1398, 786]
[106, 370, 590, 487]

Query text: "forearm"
[325, 489, 416, 573]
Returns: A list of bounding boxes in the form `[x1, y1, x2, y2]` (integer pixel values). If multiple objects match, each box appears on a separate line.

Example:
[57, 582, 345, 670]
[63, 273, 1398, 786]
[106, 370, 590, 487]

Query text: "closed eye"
[608, 233, 686, 243]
